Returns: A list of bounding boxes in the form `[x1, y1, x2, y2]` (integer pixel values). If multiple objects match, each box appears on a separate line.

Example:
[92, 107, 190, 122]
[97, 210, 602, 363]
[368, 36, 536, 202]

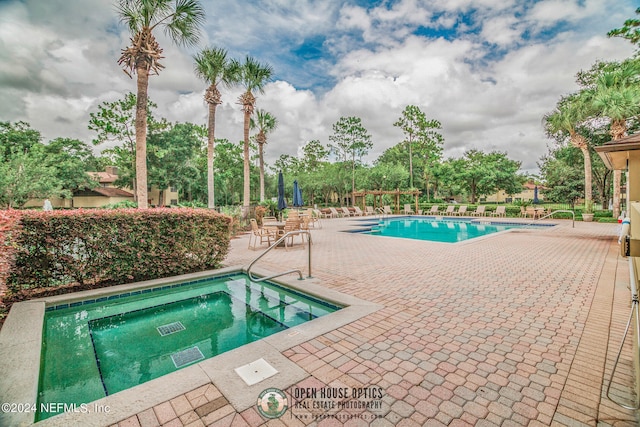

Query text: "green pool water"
[37, 273, 340, 421]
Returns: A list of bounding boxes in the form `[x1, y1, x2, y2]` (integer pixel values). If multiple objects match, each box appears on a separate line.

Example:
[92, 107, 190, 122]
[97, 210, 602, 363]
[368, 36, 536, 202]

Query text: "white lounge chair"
[452, 205, 468, 216]
[353, 206, 365, 216]
[341, 207, 353, 217]
[491, 206, 506, 217]
[469, 205, 486, 216]
[402, 204, 415, 215]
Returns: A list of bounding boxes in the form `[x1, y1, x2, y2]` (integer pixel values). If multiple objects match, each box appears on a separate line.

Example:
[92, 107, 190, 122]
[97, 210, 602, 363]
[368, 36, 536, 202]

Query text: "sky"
[0, 0, 637, 175]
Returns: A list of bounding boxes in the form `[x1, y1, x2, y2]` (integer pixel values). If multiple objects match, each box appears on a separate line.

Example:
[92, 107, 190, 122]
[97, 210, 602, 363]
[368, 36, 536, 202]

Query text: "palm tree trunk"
[207, 102, 217, 209]
[243, 107, 251, 217]
[611, 120, 627, 219]
[408, 141, 413, 188]
[580, 146, 593, 207]
[135, 66, 149, 209]
[259, 143, 265, 202]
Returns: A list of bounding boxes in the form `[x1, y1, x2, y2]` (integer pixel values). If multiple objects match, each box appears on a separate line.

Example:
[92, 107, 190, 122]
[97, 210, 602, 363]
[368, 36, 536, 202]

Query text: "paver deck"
[108, 216, 637, 426]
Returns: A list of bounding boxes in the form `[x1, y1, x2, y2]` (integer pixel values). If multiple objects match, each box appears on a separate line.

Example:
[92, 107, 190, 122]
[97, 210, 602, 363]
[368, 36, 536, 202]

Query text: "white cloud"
[0, 0, 637, 177]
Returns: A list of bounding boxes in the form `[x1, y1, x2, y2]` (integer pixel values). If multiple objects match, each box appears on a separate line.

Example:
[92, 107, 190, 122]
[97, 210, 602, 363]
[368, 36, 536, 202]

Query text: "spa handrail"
[524, 209, 575, 228]
[246, 230, 312, 282]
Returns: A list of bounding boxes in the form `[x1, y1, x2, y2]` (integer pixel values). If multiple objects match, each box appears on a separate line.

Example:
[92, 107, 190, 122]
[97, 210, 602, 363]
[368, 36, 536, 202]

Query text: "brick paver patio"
[114, 216, 638, 426]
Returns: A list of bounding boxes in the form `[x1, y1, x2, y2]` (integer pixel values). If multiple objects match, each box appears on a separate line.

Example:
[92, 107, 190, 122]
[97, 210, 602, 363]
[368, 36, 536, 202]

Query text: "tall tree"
[451, 150, 522, 203]
[544, 93, 594, 211]
[608, 7, 640, 49]
[584, 59, 640, 217]
[147, 122, 206, 205]
[393, 105, 444, 189]
[328, 116, 372, 205]
[88, 92, 165, 194]
[250, 109, 278, 202]
[116, 0, 205, 209]
[193, 47, 238, 209]
[236, 56, 273, 216]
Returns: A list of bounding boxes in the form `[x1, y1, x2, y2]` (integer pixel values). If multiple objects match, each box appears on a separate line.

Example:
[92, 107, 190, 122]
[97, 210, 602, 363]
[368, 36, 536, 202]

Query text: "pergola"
[352, 189, 420, 214]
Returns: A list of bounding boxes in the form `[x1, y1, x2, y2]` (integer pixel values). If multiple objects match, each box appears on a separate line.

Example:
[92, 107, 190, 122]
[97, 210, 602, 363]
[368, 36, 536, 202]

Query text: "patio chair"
[426, 205, 440, 215]
[353, 206, 365, 216]
[365, 206, 375, 215]
[279, 218, 302, 250]
[490, 206, 506, 217]
[439, 205, 455, 216]
[402, 204, 415, 215]
[299, 215, 313, 243]
[452, 205, 468, 216]
[469, 205, 486, 216]
[341, 207, 353, 217]
[248, 219, 276, 250]
[311, 209, 323, 228]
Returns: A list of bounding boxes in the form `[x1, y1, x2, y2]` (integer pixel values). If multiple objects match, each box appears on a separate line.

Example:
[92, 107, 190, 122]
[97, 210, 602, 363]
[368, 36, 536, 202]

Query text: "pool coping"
[0, 265, 382, 427]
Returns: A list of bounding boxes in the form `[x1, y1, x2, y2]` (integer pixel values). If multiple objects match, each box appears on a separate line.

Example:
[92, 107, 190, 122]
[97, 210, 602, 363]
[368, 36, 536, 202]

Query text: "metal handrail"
[524, 209, 575, 228]
[246, 230, 312, 282]
[606, 258, 640, 410]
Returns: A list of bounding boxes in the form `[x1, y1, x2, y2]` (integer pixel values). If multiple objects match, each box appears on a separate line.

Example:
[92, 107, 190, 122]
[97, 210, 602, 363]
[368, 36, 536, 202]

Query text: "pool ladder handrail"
[246, 230, 312, 282]
[524, 209, 575, 228]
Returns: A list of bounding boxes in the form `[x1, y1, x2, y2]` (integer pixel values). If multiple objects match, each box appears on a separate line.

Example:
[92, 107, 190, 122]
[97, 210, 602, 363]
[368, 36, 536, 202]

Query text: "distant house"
[24, 166, 178, 208]
[483, 182, 545, 204]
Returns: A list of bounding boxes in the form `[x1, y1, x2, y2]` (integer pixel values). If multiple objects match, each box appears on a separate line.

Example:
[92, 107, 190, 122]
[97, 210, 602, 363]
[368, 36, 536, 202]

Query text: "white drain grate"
[157, 321, 185, 336]
[171, 346, 204, 368]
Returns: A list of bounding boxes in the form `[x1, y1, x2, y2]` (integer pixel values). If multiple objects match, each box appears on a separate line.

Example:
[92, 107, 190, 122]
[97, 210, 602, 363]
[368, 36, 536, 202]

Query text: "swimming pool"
[352, 216, 553, 242]
[36, 273, 341, 421]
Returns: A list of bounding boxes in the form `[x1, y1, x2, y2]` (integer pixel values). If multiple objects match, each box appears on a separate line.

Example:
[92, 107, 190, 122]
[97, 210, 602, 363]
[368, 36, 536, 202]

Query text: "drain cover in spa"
[171, 346, 204, 368]
[157, 321, 186, 336]
[234, 358, 278, 386]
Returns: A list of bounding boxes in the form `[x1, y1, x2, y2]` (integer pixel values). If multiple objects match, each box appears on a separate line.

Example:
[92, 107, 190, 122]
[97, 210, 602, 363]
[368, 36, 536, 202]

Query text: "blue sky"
[0, 0, 637, 173]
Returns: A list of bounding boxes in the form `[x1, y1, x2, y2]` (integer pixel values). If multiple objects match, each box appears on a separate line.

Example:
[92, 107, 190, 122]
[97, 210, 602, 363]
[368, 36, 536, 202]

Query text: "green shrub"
[2, 208, 231, 294]
[597, 217, 619, 223]
[103, 200, 138, 209]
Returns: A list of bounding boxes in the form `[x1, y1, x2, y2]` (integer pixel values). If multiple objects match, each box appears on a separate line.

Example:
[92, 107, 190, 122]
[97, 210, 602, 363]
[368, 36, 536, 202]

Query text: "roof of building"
[88, 171, 118, 184]
[74, 187, 134, 198]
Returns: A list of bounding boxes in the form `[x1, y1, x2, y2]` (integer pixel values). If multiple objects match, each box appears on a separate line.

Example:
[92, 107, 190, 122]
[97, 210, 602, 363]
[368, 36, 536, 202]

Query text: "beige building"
[483, 182, 545, 204]
[24, 166, 178, 209]
[595, 132, 640, 401]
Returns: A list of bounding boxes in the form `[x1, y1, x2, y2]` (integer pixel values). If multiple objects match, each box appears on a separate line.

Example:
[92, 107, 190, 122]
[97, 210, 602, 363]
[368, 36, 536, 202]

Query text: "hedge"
[1, 208, 231, 294]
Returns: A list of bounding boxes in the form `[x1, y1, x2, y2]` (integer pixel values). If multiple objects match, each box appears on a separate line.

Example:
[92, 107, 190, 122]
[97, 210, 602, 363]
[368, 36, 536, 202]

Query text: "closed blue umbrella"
[293, 180, 304, 207]
[533, 186, 539, 204]
[277, 171, 287, 212]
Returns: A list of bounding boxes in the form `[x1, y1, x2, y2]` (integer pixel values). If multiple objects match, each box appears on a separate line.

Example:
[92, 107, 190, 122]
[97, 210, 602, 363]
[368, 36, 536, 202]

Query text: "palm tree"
[236, 56, 273, 216]
[116, 0, 205, 209]
[587, 60, 640, 218]
[544, 93, 594, 210]
[193, 47, 239, 209]
[250, 109, 278, 202]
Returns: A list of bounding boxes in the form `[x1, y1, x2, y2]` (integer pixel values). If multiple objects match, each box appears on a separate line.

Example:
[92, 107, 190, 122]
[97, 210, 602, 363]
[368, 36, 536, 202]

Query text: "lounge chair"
[329, 207, 342, 218]
[248, 218, 276, 250]
[353, 206, 365, 216]
[311, 209, 323, 228]
[341, 207, 353, 217]
[490, 206, 506, 217]
[440, 205, 455, 216]
[365, 206, 375, 215]
[469, 205, 486, 216]
[452, 205, 468, 216]
[377, 205, 393, 215]
[426, 205, 439, 215]
[402, 204, 415, 215]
